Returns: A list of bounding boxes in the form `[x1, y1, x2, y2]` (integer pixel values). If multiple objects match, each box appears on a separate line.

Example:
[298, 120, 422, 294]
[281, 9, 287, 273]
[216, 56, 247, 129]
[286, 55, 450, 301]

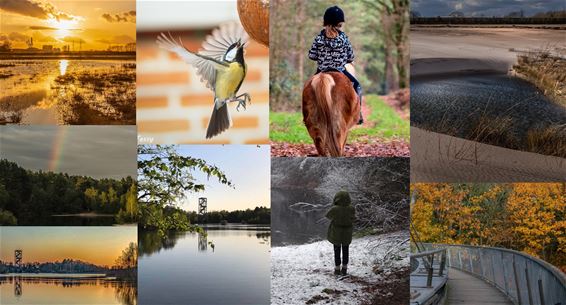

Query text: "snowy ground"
[271, 231, 409, 305]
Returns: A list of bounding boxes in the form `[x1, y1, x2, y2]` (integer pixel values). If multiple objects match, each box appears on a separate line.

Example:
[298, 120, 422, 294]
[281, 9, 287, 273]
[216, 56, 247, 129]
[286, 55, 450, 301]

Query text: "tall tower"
[14, 250, 22, 267]
[198, 197, 207, 223]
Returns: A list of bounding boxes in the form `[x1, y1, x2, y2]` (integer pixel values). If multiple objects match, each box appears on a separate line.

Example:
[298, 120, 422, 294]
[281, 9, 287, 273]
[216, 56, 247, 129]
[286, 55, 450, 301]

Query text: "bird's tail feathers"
[206, 104, 232, 139]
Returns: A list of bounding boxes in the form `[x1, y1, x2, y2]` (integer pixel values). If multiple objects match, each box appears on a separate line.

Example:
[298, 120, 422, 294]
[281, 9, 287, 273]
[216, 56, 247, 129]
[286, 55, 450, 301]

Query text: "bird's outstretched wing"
[156, 32, 227, 91]
[156, 22, 249, 91]
[200, 22, 250, 63]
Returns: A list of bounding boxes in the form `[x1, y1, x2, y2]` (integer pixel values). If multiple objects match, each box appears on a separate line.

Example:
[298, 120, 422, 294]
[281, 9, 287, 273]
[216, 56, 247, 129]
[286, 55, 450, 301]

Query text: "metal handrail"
[424, 243, 566, 305]
[411, 248, 448, 288]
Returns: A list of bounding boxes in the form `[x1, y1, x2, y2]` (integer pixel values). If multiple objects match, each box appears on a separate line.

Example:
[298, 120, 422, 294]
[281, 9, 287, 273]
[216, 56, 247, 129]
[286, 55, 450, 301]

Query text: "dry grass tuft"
[513, 49, 566, 106]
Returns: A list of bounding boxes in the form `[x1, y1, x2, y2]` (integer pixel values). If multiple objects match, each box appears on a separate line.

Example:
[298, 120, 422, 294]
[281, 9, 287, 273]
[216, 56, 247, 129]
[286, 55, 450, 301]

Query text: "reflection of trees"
[138, 230, 182, 256]
[198, 232, 208, 252]
[114, 280, 137, 305]
[256, 232, 271, 246]
[1, 276, 137, 305]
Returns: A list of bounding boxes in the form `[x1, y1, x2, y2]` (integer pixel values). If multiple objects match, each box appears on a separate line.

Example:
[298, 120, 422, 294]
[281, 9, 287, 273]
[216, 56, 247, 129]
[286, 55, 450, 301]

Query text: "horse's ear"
[345, 63, 356, 78]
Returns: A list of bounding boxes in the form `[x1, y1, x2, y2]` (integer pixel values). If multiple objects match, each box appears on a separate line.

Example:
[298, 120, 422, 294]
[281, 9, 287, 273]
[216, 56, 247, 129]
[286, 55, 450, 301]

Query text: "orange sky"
[0, 226, 137, 267]
[0, 0, 135, 50]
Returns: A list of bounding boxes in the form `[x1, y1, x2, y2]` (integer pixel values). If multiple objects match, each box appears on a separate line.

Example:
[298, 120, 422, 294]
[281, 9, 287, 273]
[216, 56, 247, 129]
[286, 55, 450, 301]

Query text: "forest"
[188, 207, 271, 224]
[270, 0, 409, 111]
[411, 183, 565, 272]
[0, 159, 137, 225]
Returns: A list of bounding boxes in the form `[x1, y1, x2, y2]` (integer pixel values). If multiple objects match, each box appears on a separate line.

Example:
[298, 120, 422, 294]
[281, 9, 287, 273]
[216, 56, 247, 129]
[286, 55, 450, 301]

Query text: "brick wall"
[136, 30, 269, 144]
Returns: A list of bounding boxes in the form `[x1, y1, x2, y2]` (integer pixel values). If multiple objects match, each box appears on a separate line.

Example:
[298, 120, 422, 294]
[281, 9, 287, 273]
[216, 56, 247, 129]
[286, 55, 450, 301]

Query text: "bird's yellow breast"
[215, 62, 245, 100]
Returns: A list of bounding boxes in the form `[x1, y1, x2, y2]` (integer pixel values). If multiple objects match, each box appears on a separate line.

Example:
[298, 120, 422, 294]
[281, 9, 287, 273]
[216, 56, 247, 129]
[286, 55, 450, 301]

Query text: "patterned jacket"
[308, 30, 354, 72]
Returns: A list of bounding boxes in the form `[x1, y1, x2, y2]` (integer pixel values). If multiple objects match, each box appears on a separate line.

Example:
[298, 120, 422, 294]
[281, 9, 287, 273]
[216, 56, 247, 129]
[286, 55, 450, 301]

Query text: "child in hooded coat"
[326, 190, 355, 275]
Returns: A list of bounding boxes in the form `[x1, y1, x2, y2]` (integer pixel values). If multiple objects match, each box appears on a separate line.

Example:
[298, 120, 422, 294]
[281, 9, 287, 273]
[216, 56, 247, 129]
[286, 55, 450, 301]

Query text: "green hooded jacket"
[325, 191, 355, 245]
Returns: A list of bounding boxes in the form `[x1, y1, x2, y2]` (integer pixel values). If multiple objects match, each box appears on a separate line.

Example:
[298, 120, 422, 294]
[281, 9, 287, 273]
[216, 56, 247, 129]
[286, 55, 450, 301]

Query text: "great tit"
[157, 22, 250, 139]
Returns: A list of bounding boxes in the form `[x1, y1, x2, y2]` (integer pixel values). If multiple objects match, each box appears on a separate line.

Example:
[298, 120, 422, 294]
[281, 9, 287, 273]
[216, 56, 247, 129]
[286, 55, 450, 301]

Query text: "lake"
[0, 59, 135, 125]
[138, 225, 271, 305]
[0, 274, 136, 305]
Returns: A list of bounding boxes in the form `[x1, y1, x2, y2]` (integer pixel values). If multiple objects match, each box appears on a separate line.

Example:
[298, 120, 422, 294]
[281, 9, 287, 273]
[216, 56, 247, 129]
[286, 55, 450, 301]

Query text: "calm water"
[411, 73, 566, 140]
[0, 275, 136, 305]
[0, 59, 135, 124]
[138, 226, 270, 305]
[271, 188, 329, 246]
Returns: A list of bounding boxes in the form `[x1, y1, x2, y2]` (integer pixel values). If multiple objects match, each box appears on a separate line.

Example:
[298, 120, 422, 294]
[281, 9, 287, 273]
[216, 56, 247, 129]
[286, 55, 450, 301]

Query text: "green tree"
[137, 145, 234, 234]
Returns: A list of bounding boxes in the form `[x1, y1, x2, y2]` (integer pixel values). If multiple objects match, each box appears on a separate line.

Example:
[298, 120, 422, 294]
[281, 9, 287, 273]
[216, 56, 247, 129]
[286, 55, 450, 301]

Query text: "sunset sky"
[0, 0, 135, 50]
[0, 226, 137, 266]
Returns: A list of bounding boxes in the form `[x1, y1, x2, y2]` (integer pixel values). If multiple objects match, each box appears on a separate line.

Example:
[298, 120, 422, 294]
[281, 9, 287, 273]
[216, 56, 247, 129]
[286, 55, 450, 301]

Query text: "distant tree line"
[138, 145, 233, 235]
[411, 12, 566, 24]
[0, 159, 137, 225]
[0, 243, 138, 279]
[188, 207, 271, 224]
[0, 259, 107, 274]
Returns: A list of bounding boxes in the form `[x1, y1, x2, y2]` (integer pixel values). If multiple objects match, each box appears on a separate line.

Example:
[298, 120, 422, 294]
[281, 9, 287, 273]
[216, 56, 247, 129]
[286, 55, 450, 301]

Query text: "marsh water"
[411, 73, 566, 142]
[0, 59, 135, 125]
[138, 225, 270, 305]
[0, 274, 136, 305]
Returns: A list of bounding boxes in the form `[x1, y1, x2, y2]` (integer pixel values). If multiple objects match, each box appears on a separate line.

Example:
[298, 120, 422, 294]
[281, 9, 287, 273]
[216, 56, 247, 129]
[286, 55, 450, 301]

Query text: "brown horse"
[302, 68, 360, 157]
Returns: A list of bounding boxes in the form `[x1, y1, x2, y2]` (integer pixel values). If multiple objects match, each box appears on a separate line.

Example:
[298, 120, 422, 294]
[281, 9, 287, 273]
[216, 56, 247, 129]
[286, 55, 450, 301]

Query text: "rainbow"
[48, 127, 68, 172]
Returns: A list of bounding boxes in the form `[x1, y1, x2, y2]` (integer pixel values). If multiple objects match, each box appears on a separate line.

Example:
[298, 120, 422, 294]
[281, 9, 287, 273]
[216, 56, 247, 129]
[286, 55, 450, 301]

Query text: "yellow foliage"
[411, 183, 566, 271]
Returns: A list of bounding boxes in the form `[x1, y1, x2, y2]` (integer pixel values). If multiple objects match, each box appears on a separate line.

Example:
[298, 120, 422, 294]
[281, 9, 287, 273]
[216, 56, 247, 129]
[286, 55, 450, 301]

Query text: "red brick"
[137, 97, 168, 108]
[181, 94, 214, 107]
[138, 120, 190, 133]
[137, 72, 190, 86]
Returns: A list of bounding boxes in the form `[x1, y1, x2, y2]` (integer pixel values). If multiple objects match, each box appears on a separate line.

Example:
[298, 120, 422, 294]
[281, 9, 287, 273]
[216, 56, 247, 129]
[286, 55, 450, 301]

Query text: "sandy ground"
[271, 231, 409, 305]
[411, 127, 566, 182]
[410, 27, 565, 77]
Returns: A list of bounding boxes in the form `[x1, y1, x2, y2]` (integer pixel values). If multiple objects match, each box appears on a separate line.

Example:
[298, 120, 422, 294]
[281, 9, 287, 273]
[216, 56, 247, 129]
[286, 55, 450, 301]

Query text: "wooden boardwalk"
[446, 268, 513, 305]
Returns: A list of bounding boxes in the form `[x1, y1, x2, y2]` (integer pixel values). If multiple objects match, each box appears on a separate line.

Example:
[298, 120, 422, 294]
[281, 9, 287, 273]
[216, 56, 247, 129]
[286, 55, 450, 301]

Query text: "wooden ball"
[237, 0, 269, 47]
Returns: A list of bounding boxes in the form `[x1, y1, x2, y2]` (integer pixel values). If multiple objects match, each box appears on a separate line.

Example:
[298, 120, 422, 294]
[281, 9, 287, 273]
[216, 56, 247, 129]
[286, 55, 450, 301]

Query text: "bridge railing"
[424, 244, 566, 305]
[411, 248, 447, 287]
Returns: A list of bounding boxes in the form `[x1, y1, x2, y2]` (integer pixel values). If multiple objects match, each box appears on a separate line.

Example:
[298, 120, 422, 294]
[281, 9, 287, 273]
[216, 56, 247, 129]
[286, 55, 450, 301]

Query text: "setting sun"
[47, 18, 79, 38]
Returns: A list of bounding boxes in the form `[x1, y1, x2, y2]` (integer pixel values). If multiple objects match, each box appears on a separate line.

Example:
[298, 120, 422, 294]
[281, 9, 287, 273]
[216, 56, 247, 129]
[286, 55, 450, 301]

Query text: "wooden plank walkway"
[446, 268, 513, 305]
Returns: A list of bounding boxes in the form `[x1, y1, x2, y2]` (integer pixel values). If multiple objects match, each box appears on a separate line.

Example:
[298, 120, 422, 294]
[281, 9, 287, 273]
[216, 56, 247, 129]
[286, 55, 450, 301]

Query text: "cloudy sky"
[0, 126, 136, 179]
[411, 0, 565, 17]
[0, 0, 135, 50]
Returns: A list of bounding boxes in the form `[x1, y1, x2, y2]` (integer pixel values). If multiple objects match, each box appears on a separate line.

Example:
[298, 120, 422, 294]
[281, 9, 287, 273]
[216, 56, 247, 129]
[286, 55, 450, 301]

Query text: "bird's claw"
[234, 93, 251, 112]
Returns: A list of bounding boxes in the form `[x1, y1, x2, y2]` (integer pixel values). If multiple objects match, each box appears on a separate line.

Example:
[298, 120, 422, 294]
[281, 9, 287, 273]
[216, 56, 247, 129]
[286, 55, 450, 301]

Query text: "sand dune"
[411, 127, 566, 182]
[410, 27, 565, 77]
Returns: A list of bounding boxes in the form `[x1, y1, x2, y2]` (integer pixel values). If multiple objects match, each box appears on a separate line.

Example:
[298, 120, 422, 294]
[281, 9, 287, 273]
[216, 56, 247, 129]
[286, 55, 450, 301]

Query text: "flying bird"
[157, 23, 251, 139]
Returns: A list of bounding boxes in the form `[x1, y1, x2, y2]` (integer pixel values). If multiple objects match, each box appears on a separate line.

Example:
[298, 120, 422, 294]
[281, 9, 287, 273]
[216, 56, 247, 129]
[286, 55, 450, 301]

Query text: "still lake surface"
[0, 59, 135, 124]
[0, 274, 136, 305]
[138, 224, 271, 305]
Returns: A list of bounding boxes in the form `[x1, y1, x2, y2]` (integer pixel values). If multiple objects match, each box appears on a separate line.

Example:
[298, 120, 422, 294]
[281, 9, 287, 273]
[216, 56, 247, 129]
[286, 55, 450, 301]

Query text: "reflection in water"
[15, 276, 21, 297]
[198, 233, 208, 252]
[139, 228, 270, 305]
[272, 187, 329, 246]
[59, 59, 68, 75]
[0, 276, 136, 305]
[0, 59, 136, 124]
